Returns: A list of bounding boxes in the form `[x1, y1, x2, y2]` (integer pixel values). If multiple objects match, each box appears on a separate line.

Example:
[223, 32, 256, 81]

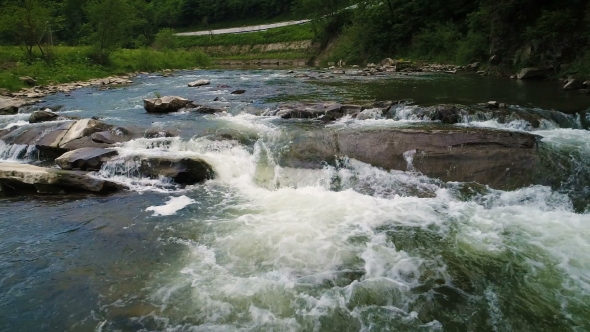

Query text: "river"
[0, 69, 589, 331]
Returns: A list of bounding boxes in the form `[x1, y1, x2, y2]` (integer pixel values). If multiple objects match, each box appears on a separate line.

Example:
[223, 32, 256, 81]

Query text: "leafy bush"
[153, 28, 178, 51]
[455, 32, 488, 64]
[410, 23, 462, 62]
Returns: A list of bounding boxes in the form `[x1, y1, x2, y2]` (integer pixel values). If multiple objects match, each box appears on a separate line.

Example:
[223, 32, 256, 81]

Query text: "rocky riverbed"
[1, 69, 589, 331]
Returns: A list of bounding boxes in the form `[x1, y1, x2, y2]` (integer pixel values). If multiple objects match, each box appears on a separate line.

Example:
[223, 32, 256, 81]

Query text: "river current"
[0, 70, 589, 331]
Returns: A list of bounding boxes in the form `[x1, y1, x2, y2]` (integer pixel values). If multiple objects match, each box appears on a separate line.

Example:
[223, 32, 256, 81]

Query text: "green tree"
[0, 0, 55, 58]
[85, 0, 136, 63]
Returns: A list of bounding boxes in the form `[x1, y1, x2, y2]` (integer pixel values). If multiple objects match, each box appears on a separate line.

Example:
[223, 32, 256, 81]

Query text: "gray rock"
[139, 157, 214, 185]
[144, 96, 194, 113]
[90, 128, 135, 144]
[564, 78, 583, 90]
[0, 162, 123, 194]
[0, 119, 116, 158]
[19, 76, 37, 86]
[231, 89, 246, 95]
[281, 127, 540, 190]
[29, 109, 59, 123]
[194, 106, 224, 114]
[188, 79, 210, 87]
[517, 67, 552, 80]
[56, 148, 118, 170]
[0, 97, 29, 115]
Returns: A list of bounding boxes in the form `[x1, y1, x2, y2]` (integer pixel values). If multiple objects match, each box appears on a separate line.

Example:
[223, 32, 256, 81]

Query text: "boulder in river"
[90, 127, 138, 144]
[29, 109, 59, 123]
[0, 97, 30, 115]
[139, 157, 214, 185]
[517, 67, 552, 80]
[0, 162, 123, 195]
[0, 119, 118, 158]
[563, 77, 583, 90]
[194, 105, 225, 114]
[56, 148, 118, 171]
[231, 89, 246, 95]
[188, 79, 210, 87]
[280, 127, 540, 190]
[144, 96, 195, 113]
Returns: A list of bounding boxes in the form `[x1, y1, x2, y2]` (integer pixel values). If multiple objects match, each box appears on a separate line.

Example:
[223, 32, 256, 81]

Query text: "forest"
[0, 0, 589, 75]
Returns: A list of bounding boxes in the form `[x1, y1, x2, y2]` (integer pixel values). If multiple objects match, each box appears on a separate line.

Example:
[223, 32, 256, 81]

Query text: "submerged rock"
[0, 162, 122, 194]
[144, 128, 179, 138]
[56, 148, 118, 171]
[144, 96, 195, 113]
[139, 157, 214, 185]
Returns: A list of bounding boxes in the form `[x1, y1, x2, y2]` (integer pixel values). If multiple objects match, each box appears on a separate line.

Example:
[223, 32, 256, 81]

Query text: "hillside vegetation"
[0, 0, 589, 91]
[309, 0, 590, 77]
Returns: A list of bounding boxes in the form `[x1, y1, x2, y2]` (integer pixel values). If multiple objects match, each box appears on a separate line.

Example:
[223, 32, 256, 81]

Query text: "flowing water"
[1, 70, 589, 331]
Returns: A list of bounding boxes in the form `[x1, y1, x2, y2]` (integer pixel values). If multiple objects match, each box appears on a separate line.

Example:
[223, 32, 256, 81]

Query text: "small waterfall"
[403, 149, 417, 172]
[0, 142, 38, 162]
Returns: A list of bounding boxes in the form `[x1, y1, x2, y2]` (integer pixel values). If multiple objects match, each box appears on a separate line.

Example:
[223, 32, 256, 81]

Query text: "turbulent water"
[0, 70, 589, 331]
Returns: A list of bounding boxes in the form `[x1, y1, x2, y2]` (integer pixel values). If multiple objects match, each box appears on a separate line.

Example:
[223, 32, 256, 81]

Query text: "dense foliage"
[321, 0, 590, 71]
[0, 0, 589, 74]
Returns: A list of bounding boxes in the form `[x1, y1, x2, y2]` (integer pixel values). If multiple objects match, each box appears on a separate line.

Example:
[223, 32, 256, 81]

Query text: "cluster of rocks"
[324, 58, 473, 76]
[261, 100, 405, 122]
[260, 98, 577, 130]
[0, 103, 216, 195]
[6, 75, 135, 100]
[0, 97, 35, 115]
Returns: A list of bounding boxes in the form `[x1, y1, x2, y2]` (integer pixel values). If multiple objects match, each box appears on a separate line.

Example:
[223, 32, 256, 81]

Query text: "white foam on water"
[0, 142, 37, 163]
[455, 119, 532, 131]
[142, 120, 590, 330]
[146, 196, 197, 216]
[1, 120, 29, 130]
[538, 128, 590, 149]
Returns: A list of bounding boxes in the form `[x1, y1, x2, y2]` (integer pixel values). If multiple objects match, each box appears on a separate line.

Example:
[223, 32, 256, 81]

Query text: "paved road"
[175, 20, 311, 37]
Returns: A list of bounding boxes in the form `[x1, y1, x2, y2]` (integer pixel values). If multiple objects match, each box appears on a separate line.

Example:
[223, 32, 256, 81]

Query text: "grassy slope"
[0, 47, 210, 91]
[0, 23, 314, 91]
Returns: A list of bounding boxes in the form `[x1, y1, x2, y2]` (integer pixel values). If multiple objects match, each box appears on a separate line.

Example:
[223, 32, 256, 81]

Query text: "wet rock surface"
[0, 119, 121, 158]
[0, 97, 33, 115]
[280, 126, 541, 190]
[56, 148, 118, 171]
[0, 162, 123, 195]
[138, 157, 215, 185]
[144, 96, 195, 113]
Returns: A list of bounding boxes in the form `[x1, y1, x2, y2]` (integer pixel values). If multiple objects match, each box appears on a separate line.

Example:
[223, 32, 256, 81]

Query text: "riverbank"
[0, 47, 211, 92]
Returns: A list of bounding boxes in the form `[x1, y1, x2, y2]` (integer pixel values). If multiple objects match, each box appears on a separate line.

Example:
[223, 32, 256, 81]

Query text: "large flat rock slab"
[56, 148, 118, 171]
[0, 97, 31, 115]
[280, 127, 541, 190]
[0, 119, 137, 159]
[0, 162, 123, 194]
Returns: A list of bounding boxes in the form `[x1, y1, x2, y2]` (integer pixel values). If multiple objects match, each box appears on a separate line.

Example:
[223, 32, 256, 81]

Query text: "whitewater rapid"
[82, 112, 590, 331]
